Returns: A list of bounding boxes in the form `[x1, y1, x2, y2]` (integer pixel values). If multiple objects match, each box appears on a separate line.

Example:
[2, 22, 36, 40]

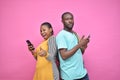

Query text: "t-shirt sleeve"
[56, 34, 67, 49]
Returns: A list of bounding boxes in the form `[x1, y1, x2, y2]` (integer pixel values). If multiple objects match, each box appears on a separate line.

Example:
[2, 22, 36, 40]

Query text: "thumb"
[40, 47, 43, 50]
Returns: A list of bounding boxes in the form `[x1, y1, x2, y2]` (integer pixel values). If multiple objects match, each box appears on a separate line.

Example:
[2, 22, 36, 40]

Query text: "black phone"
[26, 40, 35, 50]
[26, 40, 32, 46]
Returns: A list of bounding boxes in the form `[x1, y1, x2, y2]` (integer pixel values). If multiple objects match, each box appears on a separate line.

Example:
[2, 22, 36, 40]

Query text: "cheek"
[40, 31, 42, 34]
[47, 31, 52, 35]
[65, 21, 69, 24]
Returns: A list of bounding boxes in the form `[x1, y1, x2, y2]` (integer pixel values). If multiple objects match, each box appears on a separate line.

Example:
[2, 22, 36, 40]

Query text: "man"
[56, 12, 90, 80]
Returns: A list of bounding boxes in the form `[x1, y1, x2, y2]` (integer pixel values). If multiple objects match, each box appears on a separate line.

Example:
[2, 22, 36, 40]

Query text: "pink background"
[0, 0, 120, 80]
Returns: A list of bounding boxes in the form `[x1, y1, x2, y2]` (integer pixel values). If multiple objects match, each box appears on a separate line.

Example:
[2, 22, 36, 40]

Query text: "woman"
[27, 22, 59, 80]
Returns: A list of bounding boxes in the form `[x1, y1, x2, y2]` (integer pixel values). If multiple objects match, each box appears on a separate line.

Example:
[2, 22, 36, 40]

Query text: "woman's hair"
[41, 22, 54, 35]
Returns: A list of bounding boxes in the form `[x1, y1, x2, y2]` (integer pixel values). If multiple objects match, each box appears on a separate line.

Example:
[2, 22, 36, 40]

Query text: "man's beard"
[67, 24, 74, 29]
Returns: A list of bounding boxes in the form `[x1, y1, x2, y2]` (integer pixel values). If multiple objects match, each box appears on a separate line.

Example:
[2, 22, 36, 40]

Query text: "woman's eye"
[43, 29, 46, 31]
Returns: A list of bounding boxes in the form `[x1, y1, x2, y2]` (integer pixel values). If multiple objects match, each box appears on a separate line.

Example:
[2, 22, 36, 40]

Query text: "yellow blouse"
[33, 40, 54, 80]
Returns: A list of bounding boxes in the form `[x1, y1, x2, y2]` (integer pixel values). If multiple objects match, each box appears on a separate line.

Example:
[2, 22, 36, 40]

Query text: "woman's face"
[40, 25, 52, 40]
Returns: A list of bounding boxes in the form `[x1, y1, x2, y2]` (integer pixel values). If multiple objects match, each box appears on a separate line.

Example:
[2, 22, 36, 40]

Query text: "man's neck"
[63, 27, 73, 33]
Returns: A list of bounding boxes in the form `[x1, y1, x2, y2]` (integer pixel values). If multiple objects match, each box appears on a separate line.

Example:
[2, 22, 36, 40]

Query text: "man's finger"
[86, 35, 90, 40]
[87, 35, 90, 39]
[80, 35, 85, 40]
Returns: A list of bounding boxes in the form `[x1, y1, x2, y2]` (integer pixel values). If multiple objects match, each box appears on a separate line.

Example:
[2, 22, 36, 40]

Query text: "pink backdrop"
[0, 0, 120, 80]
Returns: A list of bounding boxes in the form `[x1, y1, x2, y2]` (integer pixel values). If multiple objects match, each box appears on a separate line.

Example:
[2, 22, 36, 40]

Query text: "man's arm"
[59, 44, 81, 60]
[59, 35, 90, 60]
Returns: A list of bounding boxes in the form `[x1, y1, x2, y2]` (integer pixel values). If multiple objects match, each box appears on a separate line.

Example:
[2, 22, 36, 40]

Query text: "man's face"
[62, 13, 74, 30]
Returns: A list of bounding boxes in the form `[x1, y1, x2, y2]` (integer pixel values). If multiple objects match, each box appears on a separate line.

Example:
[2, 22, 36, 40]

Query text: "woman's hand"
[28, 44, 35, 51]
[38, 47, 47, 57]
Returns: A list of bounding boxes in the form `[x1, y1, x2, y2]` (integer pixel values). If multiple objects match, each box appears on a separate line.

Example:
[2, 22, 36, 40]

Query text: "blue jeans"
[75, 74, 89, 80]
[61, 74, 89, 80]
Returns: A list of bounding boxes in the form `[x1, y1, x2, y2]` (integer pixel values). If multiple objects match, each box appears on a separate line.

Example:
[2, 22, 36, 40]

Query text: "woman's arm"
[28, 45, 37, 60]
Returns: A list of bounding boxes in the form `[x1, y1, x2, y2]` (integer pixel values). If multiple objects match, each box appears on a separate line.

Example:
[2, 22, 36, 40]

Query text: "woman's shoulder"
[49, 35, 56, 39]
[48, 36, 56, 42]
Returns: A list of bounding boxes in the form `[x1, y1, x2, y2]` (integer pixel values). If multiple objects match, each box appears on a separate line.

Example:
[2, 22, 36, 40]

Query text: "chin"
[44, 38, 47, 40]
[44, 37, 49, 40]
[68, 25, 73, 29]
[68, 26, 73, 29]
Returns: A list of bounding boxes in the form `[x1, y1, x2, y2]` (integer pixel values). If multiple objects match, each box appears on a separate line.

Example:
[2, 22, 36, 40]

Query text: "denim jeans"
[61, 74, 89, 80]
[74, 74, 89, 80]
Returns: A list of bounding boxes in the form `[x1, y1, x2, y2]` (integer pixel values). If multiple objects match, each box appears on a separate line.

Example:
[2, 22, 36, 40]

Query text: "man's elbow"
[61, 56, 68, 60]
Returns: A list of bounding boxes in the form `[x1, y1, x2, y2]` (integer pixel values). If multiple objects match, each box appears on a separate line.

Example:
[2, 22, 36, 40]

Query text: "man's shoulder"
[57, 30, 67, 36]
[56, 30, 66, 40]
[56, 30, 64, 36]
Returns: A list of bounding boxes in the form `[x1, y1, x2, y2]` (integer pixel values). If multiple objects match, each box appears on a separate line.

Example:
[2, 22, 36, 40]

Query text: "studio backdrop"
[0, 0, 120, 80]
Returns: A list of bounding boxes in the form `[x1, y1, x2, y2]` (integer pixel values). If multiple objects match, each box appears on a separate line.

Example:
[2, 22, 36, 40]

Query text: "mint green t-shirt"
[56, 30, 87, 80]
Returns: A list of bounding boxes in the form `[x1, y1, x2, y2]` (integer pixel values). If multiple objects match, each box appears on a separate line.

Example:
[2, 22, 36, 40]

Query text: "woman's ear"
[50, 28, 52, 32]
[49, 28, 53, 34]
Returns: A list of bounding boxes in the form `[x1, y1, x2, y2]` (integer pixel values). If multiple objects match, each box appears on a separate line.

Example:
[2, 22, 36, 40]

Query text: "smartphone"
[26, 40, 35, 50]
[26, 40, 32, 46]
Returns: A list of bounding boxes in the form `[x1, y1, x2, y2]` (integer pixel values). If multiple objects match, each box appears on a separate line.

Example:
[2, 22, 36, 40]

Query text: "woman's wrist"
[30, 50, 35, 55]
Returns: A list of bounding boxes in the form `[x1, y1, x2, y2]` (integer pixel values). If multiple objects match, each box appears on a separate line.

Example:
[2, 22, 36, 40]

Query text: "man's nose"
[69, 20, 73, 23]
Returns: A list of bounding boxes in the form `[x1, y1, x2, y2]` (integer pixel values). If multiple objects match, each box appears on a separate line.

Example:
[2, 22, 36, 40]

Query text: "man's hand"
[78, 35, 90, 53]
[79, 36, 89, 46]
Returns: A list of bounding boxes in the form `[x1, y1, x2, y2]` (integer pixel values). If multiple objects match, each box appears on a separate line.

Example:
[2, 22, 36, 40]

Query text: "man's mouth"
[68, 24, 73, 27]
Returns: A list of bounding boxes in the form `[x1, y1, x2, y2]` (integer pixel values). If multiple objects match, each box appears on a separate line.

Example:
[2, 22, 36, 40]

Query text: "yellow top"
[33, 39, 54, 80]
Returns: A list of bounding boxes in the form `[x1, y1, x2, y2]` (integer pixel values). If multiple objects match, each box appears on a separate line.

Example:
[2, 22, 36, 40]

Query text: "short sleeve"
[56, 33, 67, 49]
